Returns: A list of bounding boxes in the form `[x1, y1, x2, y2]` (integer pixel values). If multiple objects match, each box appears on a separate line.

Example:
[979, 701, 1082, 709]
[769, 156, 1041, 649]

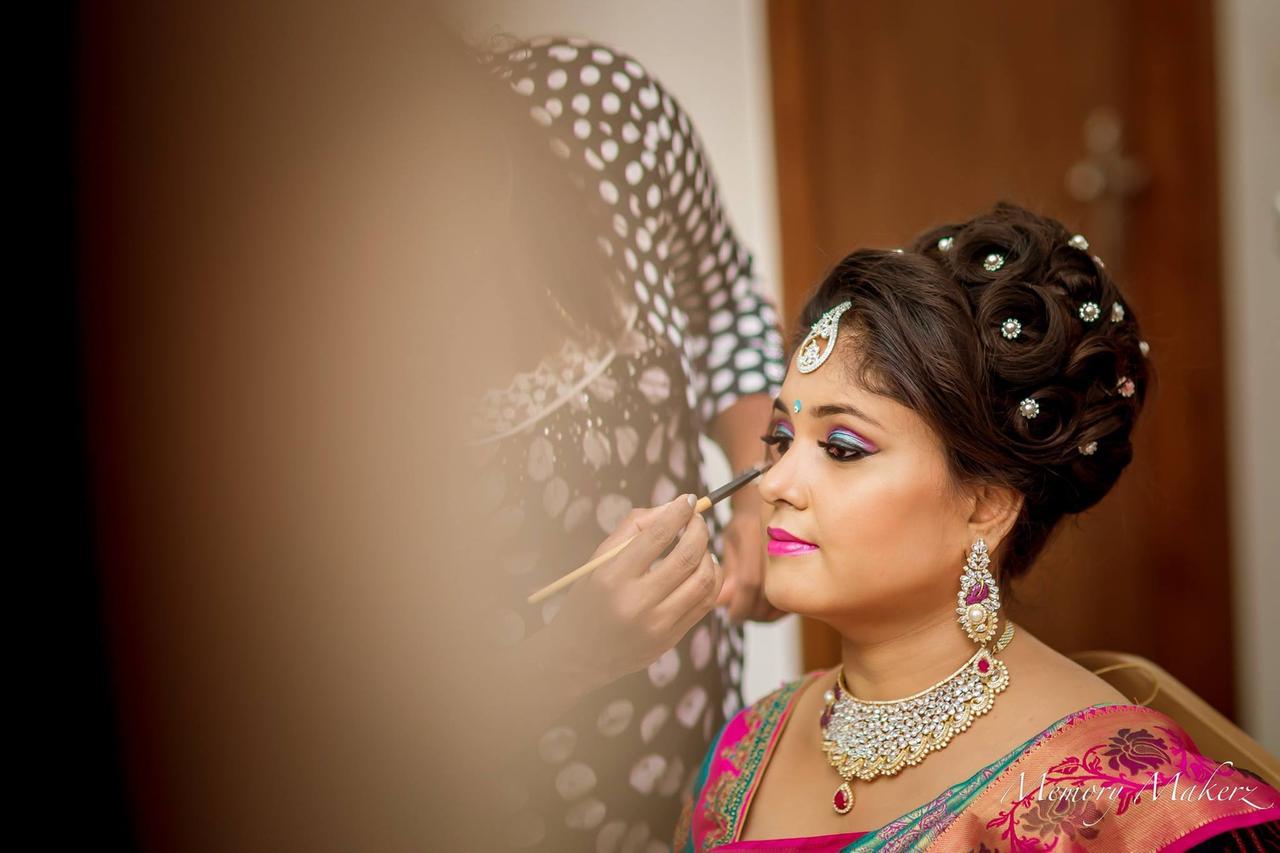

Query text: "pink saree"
[676, 671, 1280, 852]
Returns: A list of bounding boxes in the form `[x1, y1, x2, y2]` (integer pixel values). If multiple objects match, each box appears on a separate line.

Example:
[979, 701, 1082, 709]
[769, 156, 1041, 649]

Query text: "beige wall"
[1216, 0, 1280, 752]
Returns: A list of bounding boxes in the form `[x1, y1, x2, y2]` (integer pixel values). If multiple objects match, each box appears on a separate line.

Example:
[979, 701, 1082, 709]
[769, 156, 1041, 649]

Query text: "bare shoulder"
[913, 625, 1132, 779]
[1000, 625, 1130, 718]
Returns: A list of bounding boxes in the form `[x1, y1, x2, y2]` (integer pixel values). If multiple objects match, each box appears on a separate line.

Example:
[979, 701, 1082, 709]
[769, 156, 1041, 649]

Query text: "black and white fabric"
[470, 37, 785, 853]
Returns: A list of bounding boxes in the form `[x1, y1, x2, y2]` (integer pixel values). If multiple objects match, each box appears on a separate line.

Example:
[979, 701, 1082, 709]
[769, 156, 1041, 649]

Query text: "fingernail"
[686, 494, 696, 508]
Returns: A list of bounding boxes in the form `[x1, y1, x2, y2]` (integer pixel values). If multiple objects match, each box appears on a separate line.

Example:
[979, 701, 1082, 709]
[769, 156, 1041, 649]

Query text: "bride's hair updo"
[796, 202, 1153, 581]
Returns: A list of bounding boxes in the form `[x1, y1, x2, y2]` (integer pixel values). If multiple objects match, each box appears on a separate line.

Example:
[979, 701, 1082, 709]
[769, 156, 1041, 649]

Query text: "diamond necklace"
[819, 621, 1014, 815]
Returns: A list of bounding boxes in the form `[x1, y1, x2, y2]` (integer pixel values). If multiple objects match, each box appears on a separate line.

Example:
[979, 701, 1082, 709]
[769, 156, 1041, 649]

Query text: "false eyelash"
[760, 434, 789, 447]
[817, 439, 869, 462]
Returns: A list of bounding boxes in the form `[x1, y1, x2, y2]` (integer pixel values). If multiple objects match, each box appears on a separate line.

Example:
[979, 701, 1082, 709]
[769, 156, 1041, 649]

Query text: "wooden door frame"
[767, 0, 1234, 715]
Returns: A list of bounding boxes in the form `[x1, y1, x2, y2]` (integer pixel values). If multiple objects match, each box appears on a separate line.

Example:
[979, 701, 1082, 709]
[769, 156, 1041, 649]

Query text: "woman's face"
[755, 344, 977, 634]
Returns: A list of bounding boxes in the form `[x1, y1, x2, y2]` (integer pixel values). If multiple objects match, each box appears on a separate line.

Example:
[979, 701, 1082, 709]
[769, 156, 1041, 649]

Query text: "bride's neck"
[837, 611, 978, 701]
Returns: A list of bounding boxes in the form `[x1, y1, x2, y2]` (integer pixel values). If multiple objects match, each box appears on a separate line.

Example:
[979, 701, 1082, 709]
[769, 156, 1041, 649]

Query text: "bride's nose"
[757, 446, 807, 510]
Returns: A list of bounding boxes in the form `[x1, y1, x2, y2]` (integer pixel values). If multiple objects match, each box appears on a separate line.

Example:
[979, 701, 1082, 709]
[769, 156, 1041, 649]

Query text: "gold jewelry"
[820, 622, 1014, 815]
[820, 538, 1014, 816]
[956, 538, 1001, 644]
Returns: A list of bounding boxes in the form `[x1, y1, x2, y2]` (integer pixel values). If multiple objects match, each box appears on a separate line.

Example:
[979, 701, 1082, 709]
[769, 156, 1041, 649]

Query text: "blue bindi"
[792, 399, 802, 414]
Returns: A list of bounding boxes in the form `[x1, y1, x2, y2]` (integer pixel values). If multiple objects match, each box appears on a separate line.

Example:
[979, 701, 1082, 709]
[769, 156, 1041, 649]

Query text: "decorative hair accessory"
[796, 300, 854, 374]
[1111, 302, 1125, 322]
[937, 236, 954, 252]
[819, 538, 1013, 816]
[1018, 397, 1040, 419]
[1000, 318, 1022, 340]
[1079, 301, 1102, 323]
[982, 252, 1005, 272]
[1117, 376, 1136, 398]
[1068, 234, 1090, 251]
[1079, 441, 1099, 456]
[1139, 340, 1150, 357]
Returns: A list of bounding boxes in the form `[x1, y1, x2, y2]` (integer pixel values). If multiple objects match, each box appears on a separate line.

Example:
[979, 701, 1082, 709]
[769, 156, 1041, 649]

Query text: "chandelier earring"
[957, 538, 1002, 645]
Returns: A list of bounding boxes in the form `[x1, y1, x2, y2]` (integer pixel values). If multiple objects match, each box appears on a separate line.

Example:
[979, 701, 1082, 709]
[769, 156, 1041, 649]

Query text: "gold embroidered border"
[701, 679, 807, 849]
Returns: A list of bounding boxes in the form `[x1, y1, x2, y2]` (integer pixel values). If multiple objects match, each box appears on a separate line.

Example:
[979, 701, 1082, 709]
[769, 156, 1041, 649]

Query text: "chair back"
[1070, 649, 1280, 789]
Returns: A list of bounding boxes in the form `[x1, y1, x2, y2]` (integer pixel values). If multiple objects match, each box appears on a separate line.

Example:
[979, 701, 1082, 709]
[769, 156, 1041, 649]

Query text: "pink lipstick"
[767, 527, 818, 556]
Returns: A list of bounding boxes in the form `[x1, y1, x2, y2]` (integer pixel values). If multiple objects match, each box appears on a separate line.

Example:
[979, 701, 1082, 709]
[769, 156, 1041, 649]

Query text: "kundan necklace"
[819, 537, 1014, 816]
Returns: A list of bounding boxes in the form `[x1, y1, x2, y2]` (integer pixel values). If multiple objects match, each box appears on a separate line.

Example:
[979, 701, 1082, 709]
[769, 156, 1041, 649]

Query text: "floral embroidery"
[979, 706, 1277, 851]
[1018, 797, 1105, 842]
[1101, 727, 1169, 776]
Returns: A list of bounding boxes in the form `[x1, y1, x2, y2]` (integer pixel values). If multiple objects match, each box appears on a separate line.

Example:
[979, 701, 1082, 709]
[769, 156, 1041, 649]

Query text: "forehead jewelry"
[793, 399, 802, 414]
[796, 300, 853, 374]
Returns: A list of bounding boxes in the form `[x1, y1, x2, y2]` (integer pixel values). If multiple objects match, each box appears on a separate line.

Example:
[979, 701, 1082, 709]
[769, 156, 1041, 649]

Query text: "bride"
[676, 203, 1279, 851]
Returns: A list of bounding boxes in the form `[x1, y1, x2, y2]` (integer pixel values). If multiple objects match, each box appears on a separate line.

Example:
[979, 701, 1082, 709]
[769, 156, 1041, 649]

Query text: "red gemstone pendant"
[832, 781, 854, 814]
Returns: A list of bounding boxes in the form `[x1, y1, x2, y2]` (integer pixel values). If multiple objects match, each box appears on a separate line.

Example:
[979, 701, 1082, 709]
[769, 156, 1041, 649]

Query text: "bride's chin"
[761, 567, 818, 616]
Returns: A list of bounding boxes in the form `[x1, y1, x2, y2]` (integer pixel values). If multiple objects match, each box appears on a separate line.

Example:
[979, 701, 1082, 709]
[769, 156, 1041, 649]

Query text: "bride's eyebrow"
[810, 402, 885, 431]
[771, 398, 884, 430]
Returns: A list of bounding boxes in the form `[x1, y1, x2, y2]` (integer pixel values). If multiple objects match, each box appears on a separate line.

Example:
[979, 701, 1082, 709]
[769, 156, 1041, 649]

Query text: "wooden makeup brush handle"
[526, 496, 713, 606]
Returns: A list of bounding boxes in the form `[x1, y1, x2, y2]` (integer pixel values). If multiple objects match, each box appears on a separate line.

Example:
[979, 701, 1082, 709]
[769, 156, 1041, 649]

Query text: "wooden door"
[768, 1, 1234, 715]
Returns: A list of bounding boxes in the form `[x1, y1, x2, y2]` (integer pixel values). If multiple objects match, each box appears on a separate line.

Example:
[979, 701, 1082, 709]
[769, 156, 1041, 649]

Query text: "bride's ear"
[965, 484, 1023, 554]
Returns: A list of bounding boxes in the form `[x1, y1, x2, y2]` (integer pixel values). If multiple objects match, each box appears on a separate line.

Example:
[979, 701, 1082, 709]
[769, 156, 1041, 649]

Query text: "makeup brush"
[526, 463, 772, 605]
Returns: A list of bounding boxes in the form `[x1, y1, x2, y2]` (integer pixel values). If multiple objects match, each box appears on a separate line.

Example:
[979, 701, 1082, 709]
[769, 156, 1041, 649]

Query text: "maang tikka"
[796, 301, 853, 374]
[819, 538, 1014, 815]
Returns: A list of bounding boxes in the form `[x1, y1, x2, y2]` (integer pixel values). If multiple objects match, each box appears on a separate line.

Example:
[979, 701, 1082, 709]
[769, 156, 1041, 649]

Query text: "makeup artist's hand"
[540, 495, 724, 695]
[716, 509, 785, 624]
